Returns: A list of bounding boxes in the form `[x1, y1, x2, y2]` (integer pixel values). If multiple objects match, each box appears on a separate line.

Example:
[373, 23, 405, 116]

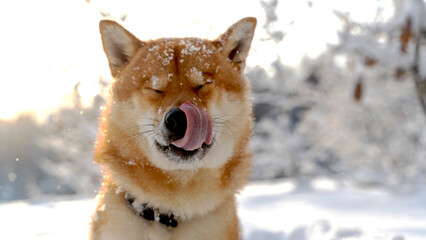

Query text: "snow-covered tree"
[248, 0, 426, 191]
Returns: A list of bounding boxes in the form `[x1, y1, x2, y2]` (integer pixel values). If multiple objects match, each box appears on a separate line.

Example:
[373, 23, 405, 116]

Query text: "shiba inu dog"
[90, 17, 256, 240]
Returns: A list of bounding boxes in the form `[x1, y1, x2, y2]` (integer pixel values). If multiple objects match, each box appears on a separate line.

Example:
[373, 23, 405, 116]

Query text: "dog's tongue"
[171, 102, 212, 151]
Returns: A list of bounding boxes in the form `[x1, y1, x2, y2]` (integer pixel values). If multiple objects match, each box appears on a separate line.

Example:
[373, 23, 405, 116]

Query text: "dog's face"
[99, 18, 256, 171]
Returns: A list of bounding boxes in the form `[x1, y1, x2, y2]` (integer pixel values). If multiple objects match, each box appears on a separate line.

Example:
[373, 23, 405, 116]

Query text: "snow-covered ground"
[239, 179, 426, 240]
[1, 179, 425, 240]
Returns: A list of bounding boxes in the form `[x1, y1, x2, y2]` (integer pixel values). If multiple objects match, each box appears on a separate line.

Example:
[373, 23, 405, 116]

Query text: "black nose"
[164, 108, 187, 141]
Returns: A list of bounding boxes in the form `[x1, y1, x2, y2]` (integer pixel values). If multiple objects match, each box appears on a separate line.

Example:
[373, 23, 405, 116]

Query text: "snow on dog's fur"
[90, 17, 256, 240]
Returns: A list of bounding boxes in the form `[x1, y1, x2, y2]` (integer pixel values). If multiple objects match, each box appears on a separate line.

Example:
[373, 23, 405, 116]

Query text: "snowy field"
[1, 179, 425, 240]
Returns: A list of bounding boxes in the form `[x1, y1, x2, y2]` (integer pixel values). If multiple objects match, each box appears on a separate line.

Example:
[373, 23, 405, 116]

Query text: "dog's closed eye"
[196, 78, 214, 92]
[145, 87, 164, 94]
[196, 84, 204, 91]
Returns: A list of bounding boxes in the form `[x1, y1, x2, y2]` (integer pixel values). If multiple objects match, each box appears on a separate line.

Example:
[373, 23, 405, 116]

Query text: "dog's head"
[98, 18, 256, 171]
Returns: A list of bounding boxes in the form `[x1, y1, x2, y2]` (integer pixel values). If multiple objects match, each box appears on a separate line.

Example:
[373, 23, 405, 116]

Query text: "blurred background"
[1, 0, 426, 203]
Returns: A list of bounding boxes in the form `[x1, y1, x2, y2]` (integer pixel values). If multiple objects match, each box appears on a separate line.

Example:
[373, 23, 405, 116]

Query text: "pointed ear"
[99, 20, 141, 75]
[215, 17, 256, 66]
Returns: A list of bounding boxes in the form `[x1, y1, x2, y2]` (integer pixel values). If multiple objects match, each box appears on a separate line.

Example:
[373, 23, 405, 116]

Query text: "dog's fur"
[90, 17, 256, 240]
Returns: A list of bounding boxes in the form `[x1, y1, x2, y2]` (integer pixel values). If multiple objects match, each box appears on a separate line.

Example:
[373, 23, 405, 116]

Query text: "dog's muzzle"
[165, 101, 212, 151]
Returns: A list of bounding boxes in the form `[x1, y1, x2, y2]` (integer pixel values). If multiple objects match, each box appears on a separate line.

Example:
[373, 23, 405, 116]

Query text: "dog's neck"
[124, 193, 178, 228]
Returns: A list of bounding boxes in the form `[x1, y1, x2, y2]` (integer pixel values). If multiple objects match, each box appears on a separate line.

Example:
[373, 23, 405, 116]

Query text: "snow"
[1, 179, 425, 240]
[0, 196, 96, 240]
[239, 180, 426, 240]
[150, 76, 160, 87]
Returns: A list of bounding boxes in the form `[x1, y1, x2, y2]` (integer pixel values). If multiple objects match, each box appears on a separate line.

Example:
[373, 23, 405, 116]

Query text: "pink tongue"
[171, 101, 212, 151]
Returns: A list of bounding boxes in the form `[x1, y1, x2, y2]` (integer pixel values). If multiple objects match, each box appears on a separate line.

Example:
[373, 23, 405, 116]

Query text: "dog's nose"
[164, 108, 187, 141]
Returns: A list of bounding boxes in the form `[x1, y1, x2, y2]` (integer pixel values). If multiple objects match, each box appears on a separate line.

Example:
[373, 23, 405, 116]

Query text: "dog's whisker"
[211, 118, 237, 141]
[124, 125, 156, 132]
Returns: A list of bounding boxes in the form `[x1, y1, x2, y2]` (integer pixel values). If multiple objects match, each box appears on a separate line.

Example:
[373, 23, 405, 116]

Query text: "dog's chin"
[155, 141, 212, 162]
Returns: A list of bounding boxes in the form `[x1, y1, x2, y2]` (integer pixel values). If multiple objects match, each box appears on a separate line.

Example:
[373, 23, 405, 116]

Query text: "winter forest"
[1, 0, 426, 239]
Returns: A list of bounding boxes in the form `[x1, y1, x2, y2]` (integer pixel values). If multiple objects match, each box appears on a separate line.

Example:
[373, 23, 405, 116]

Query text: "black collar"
[125, 193, 178, 228]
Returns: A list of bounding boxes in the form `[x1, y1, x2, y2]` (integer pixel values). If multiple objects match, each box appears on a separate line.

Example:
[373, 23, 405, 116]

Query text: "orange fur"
[90, 17, 256, 240]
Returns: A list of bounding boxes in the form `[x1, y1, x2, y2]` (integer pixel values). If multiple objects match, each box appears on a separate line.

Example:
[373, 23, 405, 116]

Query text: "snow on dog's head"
[96, 18, 256, 171]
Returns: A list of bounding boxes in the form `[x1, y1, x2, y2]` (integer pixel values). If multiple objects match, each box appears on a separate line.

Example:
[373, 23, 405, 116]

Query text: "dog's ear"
[214, 17, 256, 67]
[99, 20, 141, 76]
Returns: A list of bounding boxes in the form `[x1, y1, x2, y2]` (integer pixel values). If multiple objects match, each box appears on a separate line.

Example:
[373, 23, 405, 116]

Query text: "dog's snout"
[165, 108, 187, 141]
